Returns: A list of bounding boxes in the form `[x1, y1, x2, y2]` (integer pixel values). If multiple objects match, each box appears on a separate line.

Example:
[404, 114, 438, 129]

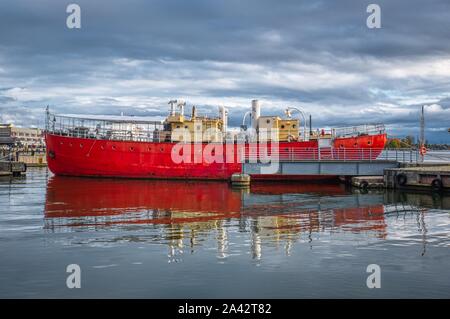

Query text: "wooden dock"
[0, 161, 27, 177]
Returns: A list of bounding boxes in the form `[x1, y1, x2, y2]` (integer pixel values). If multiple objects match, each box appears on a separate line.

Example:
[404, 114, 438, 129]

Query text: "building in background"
[0, 124, 15, 146]
[0, 124, 44, 149]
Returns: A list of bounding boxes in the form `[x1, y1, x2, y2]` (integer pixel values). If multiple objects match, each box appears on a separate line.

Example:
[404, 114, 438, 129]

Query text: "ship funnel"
[251, 99, 261, 131]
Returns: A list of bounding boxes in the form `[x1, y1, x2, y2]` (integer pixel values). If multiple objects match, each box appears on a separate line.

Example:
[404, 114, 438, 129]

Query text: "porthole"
[130, 147, 134, 151]
[112, 145, 116, 150]
[79, 143, 83, 148]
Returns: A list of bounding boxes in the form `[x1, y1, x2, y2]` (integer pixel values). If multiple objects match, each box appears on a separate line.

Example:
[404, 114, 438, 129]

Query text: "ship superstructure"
[44, 99, 387, 179]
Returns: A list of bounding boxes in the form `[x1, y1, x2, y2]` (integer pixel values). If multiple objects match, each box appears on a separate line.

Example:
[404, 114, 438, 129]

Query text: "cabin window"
[292, 125, 296, 128]
[281, 125, 285, 129]
[176, 125, 180, 129]
[266, 119, 270, 124]
[185, 126, 188, 129]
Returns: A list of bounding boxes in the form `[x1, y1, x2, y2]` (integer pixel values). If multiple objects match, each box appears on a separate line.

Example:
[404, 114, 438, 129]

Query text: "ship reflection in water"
[44, 176, 401, 261]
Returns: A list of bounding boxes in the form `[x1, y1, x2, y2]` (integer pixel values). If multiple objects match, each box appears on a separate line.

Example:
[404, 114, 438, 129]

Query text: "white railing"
[45, 112, 167, 142]
[332, 124, 385, 138]
[243, 148, 419, 163]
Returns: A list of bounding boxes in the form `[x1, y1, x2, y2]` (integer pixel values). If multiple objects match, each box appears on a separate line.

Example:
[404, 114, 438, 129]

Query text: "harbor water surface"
[0, 167, 449, 298]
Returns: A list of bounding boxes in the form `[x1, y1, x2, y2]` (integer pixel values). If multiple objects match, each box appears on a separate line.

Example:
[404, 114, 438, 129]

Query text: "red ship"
[44, 99, 387, 180]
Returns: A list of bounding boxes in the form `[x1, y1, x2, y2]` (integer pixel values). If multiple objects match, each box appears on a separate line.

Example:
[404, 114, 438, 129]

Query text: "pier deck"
[0, 161, 27, 177]
[385, 165, 450, 191]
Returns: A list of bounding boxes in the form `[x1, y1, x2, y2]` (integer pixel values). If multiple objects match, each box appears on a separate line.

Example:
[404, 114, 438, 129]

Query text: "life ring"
[419, 146, 427, 156]
[431, 179, 443, 191]
[360, 181, 369, 189]
[396, 173, 407, 186]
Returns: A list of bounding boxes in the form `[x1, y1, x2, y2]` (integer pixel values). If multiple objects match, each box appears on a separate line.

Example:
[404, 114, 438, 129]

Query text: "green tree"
[386, 139, 401, 149]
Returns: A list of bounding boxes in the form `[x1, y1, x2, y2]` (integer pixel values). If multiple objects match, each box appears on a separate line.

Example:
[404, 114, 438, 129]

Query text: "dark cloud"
[0, 0, 449, 143]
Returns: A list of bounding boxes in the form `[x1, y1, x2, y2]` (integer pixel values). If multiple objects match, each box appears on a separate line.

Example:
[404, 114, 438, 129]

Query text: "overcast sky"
[0, 0, 449, 142]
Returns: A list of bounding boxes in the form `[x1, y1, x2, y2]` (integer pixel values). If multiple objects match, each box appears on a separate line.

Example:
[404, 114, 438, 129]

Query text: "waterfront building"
[0, 124, 44, 149]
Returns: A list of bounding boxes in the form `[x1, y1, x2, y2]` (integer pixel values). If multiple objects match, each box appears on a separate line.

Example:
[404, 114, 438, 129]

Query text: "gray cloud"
[0, 0, 449, 142]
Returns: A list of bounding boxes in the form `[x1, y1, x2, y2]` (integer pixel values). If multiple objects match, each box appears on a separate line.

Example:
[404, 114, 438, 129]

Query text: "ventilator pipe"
[168, 100, 177, 116]
[177, 100, 186, 116]
[241, 111, 251, 131]
[219, 105, 228, 133]
[285, 107, 308, 141]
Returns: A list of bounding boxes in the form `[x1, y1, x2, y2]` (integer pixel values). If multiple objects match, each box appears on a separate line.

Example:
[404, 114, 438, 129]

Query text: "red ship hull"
[45, 132, 387, 180]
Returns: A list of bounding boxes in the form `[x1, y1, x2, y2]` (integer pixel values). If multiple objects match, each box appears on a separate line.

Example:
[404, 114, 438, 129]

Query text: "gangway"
[242, 148, 418, 177]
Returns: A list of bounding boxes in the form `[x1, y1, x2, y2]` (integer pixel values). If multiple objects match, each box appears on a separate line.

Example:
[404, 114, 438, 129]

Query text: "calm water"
[0, 167, 449, 298]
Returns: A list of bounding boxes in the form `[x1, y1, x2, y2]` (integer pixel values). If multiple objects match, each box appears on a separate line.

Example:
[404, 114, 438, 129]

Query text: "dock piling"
[231, 173, 251, 188]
